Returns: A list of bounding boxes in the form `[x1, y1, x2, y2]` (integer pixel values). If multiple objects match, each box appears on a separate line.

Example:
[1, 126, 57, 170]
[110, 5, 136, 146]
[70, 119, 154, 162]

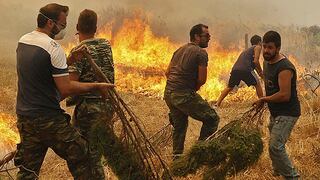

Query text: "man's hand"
[253, 98, 265, 111]
[196, 66, 207, 91]
[96, 83, 116, 99]
[67, 45, 88, 65]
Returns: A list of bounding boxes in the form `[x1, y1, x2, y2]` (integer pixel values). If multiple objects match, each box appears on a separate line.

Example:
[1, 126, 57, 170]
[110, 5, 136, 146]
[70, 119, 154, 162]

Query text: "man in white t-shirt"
[14, 3, 114, 179]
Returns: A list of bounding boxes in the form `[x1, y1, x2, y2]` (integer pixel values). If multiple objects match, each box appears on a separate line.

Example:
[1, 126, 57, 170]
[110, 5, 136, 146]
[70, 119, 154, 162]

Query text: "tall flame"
[0, 16, 305, 160]
[65, 17, 244, 100]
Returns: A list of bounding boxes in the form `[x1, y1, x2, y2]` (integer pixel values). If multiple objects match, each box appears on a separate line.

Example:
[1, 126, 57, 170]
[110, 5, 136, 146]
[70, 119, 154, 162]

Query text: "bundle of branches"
[148, 123, 173, 151]
[171, 106, 266, 180]
[83, 52, 172, 180]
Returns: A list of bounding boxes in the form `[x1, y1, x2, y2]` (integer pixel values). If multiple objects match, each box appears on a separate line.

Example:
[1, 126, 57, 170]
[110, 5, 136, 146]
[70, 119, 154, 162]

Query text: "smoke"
[0, 0, 319, 62]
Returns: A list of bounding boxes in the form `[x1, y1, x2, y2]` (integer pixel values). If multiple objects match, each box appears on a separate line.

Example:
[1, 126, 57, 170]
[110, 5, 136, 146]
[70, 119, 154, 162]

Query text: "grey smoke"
[0, 0, 319, 62]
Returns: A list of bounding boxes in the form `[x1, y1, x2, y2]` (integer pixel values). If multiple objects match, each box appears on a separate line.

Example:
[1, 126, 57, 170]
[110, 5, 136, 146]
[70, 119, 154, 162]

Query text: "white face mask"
[53, 28, 66, 40]
[39, 12, 67, 40]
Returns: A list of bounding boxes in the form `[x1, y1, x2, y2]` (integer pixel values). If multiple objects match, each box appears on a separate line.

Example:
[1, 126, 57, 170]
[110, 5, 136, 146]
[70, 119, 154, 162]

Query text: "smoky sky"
[0, 0, 319, 61]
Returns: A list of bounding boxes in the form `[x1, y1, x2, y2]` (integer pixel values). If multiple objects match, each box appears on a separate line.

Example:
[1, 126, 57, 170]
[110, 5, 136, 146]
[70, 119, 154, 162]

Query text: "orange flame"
[64, 17, 246, 100]
[0, 113, 19, 156]
[0, 18, 306, 153]
[64, 16, 303, 101]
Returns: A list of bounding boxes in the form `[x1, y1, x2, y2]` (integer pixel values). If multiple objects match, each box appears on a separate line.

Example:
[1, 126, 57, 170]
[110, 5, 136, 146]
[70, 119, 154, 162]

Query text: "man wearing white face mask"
[14, 3, 115, 179]
[38, 10, 67, 40]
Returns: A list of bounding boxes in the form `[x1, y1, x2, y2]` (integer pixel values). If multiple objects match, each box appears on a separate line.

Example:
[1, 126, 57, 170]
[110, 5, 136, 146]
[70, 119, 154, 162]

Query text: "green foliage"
[90, 123, 148, 180]
[171, 140, 226, 177]
[171, 121, 263, 179]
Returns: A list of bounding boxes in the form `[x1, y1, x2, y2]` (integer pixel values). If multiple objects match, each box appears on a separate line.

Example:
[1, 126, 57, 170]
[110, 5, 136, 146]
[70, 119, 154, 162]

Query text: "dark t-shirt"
[263, 57, 301, 117]
[232, 45, 256, 72]
[16, 31, 68, 117]
[165, 43, 208, 91]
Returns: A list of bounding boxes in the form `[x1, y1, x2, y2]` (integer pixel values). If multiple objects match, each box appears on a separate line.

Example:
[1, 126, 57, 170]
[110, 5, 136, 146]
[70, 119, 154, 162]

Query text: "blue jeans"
[268, 116, 300, 179]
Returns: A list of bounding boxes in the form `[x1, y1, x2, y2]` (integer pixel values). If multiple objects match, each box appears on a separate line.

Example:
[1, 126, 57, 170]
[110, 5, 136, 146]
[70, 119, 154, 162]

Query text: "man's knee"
[269, 138, 285, 156]
[203, 110, 220, 127]
[169, 112, 188, 129]
[65, 137, 89, 164]
[54, 136, 91, 179]
[14, 143, 45, 180]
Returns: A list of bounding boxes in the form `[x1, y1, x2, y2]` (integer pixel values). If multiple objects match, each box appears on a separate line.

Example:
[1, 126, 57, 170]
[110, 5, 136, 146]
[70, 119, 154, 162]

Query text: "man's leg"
[216, 70, 240, 107]
[14, 117, 48, 180]
[74, 112, 106, 180]
[172, 92, 220, 141]
[250, 71, 263, 98]
[169, 111, 188, 158]
[268, 116, 300, 179]
[49, 114, 91, 180]
[93, 114, 146, 179]
[164, 91, 189, 158]
[75, 100, 146, 179]
[216, 87, 233, 107]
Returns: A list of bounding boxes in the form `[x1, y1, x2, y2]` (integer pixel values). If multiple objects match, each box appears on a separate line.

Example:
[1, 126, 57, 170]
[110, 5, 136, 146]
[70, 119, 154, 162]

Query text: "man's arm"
[165, 53, 176, 79]
[69, 72, 80, 81]
[253, 45, 263, 78]
[196, 66, 207, 91]
[260, 70, 293, 103]
[54, 75, 114, 100]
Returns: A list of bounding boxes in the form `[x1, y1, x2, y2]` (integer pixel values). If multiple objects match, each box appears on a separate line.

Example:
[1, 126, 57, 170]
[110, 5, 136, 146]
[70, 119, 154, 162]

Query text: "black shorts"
[227, 70, 258, 88]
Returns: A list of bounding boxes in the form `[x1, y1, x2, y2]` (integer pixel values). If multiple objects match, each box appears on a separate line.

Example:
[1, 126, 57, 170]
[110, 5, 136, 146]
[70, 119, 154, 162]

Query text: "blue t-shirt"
[232, 45, 256, 72]
[16, 31, 68, 117]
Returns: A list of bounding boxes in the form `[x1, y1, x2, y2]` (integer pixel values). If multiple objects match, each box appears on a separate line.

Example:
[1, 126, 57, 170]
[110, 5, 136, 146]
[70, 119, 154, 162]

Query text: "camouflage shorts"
[14, 113, 90, 180]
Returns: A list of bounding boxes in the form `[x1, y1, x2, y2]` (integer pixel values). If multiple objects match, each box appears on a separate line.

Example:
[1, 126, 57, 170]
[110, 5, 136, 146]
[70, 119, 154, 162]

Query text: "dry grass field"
[1, 18, 320, 179]
[0, 56, 320, 179]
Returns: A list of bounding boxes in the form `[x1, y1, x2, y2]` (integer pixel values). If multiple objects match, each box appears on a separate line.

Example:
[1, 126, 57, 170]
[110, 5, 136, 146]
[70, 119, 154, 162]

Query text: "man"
[15, 4, 114, 179]
[254, 31, 300, 179]
[164, 24, 220, 159]
[68, 9, 144, 179]
[215, 35, 264, 107]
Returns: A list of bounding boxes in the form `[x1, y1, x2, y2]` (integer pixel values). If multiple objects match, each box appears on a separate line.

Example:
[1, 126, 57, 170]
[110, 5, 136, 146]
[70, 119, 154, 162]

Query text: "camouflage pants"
[73, 98, 114, 180]
[14, 113, 90, 180]
[164, 90, 220, 156]
[74, 98, 147, 180]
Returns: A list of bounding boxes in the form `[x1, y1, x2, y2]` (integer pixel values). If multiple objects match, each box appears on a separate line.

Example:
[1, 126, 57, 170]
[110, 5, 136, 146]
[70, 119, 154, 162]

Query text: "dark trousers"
[164, 90, 220, 156]
[15, 113, 90, 180]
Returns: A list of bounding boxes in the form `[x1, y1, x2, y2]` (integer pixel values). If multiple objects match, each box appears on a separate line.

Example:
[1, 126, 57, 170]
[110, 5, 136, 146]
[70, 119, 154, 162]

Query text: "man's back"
[165, 43, 208, 91]
[69, 38, 114, 98]
[16, 31, 67, 116]
[232, 45, 256, 72]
